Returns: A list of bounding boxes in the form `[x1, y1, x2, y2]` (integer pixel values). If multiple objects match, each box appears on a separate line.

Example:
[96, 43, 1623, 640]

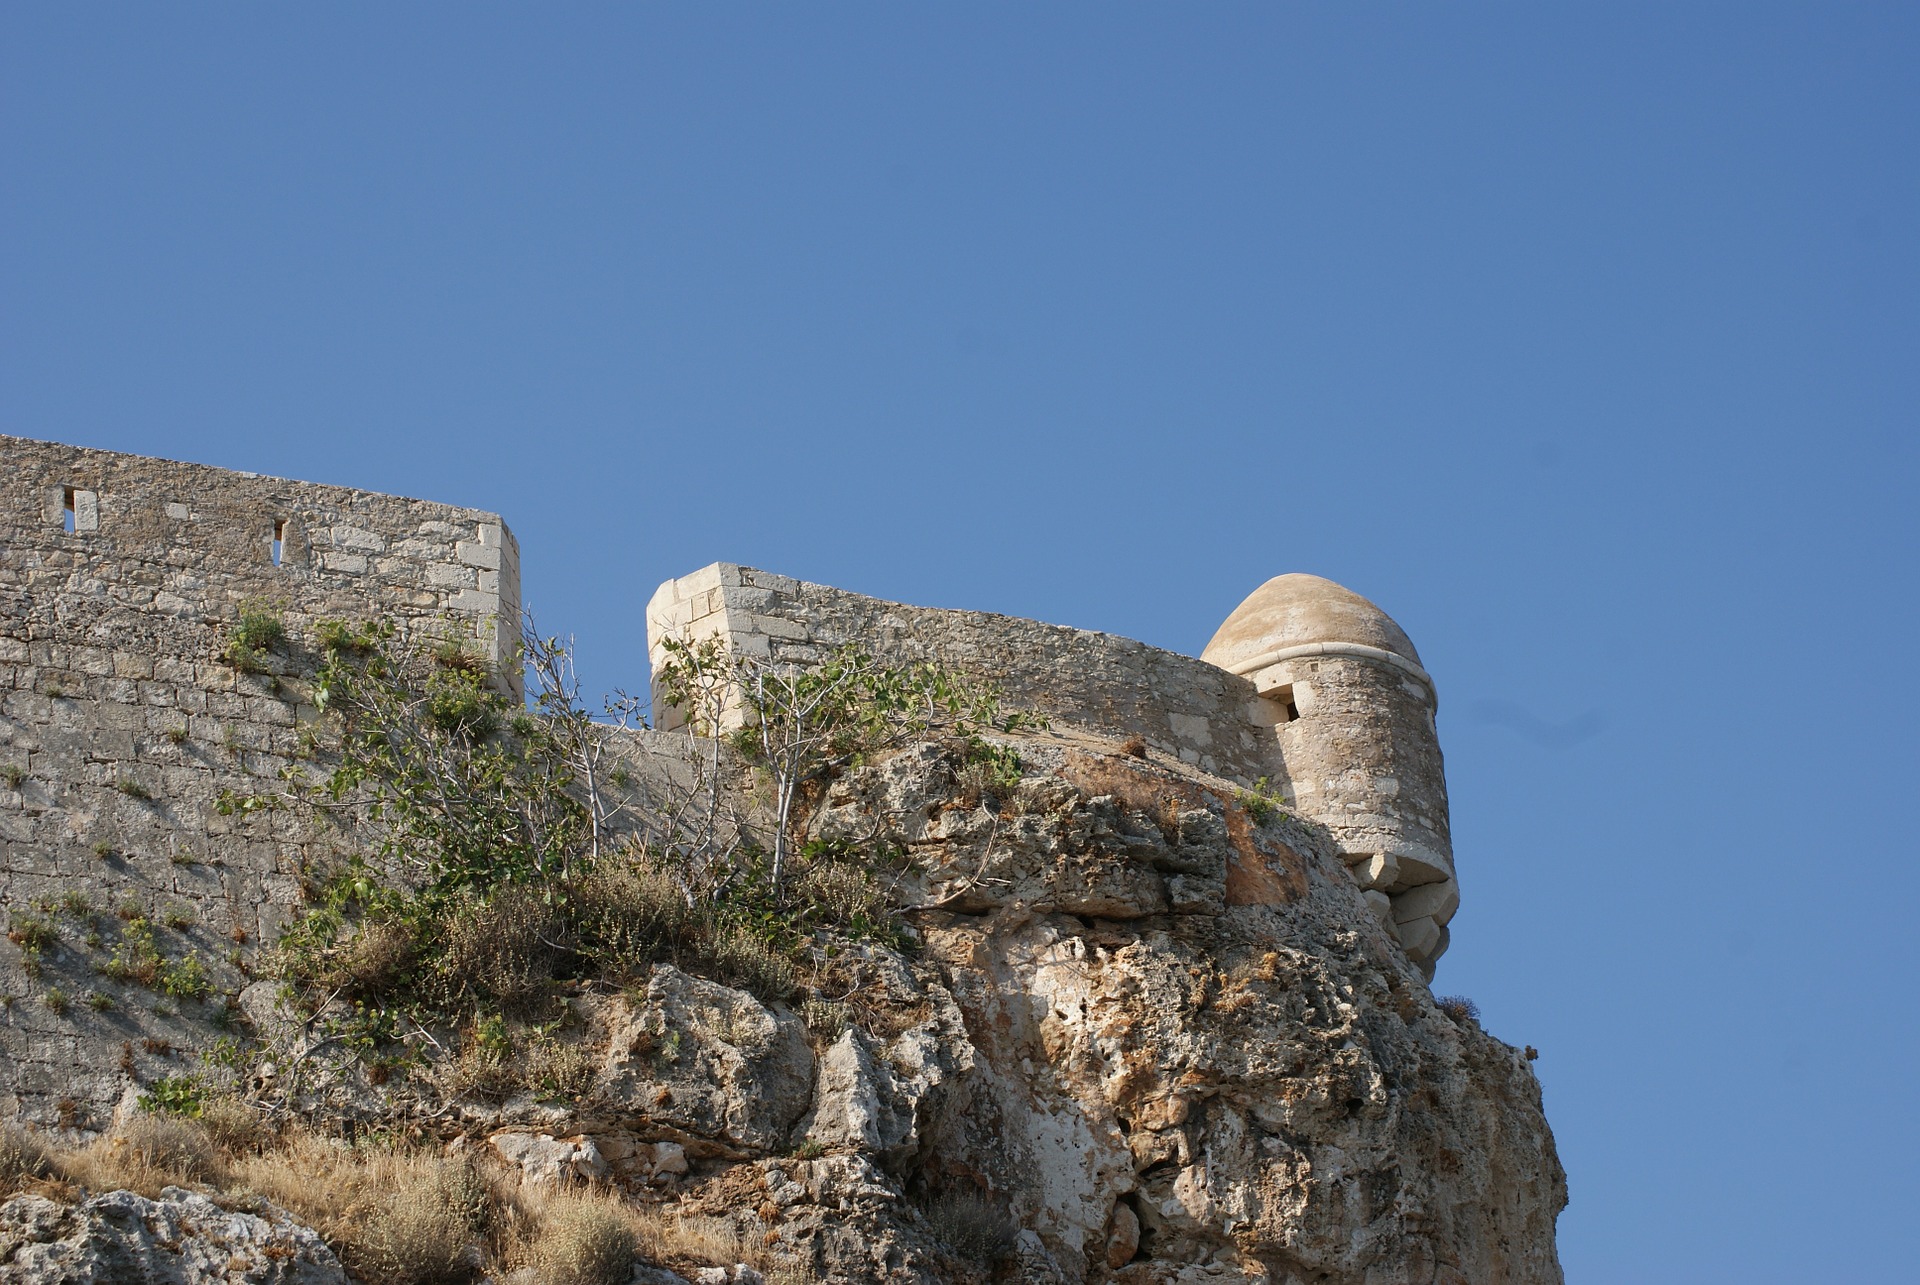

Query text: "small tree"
[654, 636, 1033, 898]
[307, 620, 587, 896]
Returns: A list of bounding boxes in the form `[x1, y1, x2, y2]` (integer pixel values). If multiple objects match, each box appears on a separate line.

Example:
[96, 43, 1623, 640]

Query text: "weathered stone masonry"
[0, 435, 518, 1121]
[646, 563, 1462, 977]
[0, 435, 1459, 1124]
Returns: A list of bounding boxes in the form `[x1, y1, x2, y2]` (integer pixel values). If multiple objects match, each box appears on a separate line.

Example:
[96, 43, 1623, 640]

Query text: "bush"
[1436, 994, 1480, 1023]
[954, 738, 1023, 809]
[138, 1073, 208, 1118]
[223, 602, 286, 673]
[435, 885, 565, 1016]
[705, 924, 795, 1001]
[1234, 776, 1288, 826]
[338, 918, 423, 998]
[792, 861, 889, 936]
[349, 1156, 491, 1285]
[520, 1195, 638, 1285]
[923, 1190, 1016, 1265]
[571, 859, 690, 975]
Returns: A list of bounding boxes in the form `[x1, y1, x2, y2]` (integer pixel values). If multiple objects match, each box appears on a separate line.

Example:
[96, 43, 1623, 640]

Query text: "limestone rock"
[595, 965, 813, 1152]
[0, 1187, 345, 1283]
[487, 1131, 608, 1184]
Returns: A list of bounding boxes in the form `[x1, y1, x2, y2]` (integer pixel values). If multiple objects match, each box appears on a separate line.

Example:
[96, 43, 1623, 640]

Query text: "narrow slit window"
[271, 520, 286, 567]
[62, 488, 76, 533]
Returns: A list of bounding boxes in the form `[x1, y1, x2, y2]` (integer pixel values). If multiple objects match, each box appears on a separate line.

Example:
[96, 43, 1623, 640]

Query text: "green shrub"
[156, 953, 211, 1000]
[139, 1073, 207, 1117]
[223, 601, 287, 672]
[7, 914, 57, 954]
[955, 737, 1023, 807]
[1235, 776, 1289, 826]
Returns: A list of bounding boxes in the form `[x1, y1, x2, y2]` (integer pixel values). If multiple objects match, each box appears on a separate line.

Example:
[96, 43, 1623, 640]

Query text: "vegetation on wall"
[263, 616, 1022, 1100]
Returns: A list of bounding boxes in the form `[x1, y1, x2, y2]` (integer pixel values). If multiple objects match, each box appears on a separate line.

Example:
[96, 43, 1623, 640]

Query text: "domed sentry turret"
[1203, 574, 1458, 977]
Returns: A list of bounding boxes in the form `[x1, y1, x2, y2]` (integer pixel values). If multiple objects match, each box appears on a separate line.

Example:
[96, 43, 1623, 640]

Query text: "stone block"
[456, 540, 501, 569]
[1348, 852, 1399, 890]
[739, 567, 799, 595]
[329, 525, 385, 552]
[751, 613, 811, 641]
[1168, 713, 1213, 745]
[1392, 878, 1459, 927]
[447, 588, 496, 613]
[1394, 914, 1441, 959]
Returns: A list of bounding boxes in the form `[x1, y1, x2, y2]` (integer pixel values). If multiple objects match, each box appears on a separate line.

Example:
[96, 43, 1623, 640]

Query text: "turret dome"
[1201, 573, 1423, 677]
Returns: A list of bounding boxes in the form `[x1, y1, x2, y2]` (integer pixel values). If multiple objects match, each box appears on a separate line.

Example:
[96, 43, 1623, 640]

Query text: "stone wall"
[0, 435, 520, 1122]
[646, 563, 1463, 977]
[645, 563, 1288, 788]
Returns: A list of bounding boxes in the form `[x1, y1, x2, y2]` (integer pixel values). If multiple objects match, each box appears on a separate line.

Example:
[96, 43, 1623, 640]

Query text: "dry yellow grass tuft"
[51, 1115, 224, 1197]
[1, 1115, 835, 1284]
[0, 1123, 52, 1191]
[509, 1185, 640, 1285]
[228, 1135, 497, 1283]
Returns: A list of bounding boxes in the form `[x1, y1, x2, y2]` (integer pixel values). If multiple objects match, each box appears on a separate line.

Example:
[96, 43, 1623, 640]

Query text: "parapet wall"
[645, 562, 1288, 788]
[647, 562, 1462, 977]
[0, 435, 520, 1121]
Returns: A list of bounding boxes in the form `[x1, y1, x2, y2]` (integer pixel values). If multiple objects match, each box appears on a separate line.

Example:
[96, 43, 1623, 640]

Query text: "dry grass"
[508, 1186, 641, 1285]
[0, 1124, 51, 1190]
[922, 1190, 1016, 1265]
[4, 1117, 834, 1284]
[49, 1115, 224, 1196]
[229, 1135, 496, 1285]
[196, 1094, 273, 1155]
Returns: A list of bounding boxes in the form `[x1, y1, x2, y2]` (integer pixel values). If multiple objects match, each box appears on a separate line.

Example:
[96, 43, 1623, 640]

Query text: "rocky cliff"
[256, 729, 1562, 1285]
[0, 441, 1562, 1283]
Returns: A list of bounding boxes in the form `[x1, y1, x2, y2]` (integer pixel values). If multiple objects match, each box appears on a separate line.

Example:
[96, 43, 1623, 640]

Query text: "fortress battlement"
[648, 561, 1459, 975]
[0, 437, 1458, 1124]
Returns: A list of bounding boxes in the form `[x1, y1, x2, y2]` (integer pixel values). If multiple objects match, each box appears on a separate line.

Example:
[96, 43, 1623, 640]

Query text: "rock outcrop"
[0, 1187, 345, 1284]
[372, 736, 1564, 1284]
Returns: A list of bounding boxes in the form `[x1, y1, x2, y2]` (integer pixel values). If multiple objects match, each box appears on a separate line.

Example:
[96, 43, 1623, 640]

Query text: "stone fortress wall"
[647, 562, 1462, 976]
[0, 435, 1459, 1121]
[0, 435, 519, 1120]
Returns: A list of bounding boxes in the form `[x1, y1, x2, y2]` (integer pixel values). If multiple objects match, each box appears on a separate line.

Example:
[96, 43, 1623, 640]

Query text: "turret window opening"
[1270, 683, 1301, 723]
[271, 520, 286, 567]
[62, 488, 75, 533]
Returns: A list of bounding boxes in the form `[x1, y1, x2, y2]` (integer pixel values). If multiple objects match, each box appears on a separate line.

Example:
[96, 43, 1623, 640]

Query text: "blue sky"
[4, 6, 1916, 1279]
